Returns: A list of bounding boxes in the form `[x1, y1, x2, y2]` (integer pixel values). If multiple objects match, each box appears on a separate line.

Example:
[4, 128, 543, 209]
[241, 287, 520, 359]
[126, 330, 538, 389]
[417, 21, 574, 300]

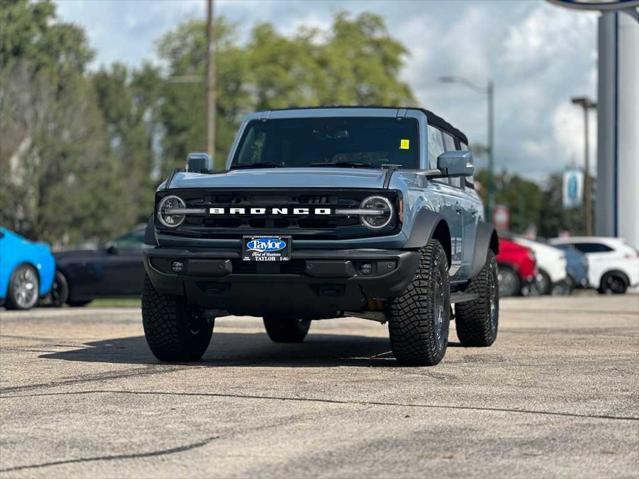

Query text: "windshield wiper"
[310, 161, 377, 168]
[231, 162, 283, 169]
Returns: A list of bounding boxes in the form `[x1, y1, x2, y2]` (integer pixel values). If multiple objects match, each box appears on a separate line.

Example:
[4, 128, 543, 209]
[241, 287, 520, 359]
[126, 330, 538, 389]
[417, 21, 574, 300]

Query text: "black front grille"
[157, 188, 400, 240]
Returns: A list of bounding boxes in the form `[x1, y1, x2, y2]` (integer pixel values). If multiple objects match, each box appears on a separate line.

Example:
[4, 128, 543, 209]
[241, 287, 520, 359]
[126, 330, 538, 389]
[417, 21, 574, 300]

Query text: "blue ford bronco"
[142, 107, 499, 366]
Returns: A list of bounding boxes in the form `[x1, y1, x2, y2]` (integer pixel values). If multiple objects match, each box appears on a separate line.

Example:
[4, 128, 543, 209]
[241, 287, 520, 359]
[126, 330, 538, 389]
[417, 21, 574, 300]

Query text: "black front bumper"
[143, 248, 419, 317]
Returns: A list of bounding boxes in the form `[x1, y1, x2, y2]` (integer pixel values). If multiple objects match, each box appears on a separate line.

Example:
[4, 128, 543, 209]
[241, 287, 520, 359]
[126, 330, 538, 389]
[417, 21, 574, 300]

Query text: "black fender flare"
[404, 210, 451, 266]
[470, 222, 499, 279]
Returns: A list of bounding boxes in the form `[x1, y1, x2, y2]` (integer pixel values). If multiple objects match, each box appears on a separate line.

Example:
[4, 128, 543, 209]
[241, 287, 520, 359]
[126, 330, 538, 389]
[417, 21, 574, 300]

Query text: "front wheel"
[386, 239, 450, 366]
[498, 265, 520, 297]
[142, 275, 213, 362]
[263, 316, 311, 342]
[537, 269, 552, 295]
[455, 250, 499, 347]
[6, 264, 40, 310]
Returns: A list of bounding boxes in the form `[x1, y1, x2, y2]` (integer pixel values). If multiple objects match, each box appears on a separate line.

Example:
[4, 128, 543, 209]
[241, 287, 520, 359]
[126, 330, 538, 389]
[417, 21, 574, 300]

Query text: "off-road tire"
[142, 275, 213, 362]
[386, 239, 450, 366]
[455, 250, 499, 347]
[263, 316, 311, 342]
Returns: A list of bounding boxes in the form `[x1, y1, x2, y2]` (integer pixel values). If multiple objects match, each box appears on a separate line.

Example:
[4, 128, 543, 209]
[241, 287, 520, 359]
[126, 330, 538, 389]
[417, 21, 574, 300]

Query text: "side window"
[443, 132, 461, 188]
[427, 126, 445, 169]
[572, 243, 613, 254]
[443, 132, 456, 152]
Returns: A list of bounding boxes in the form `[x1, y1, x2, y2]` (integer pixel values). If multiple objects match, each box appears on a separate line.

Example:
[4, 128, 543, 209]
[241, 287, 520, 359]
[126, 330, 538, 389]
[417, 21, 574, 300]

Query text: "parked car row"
[496, 234, 639, 297]
[1, 225, 637, 310]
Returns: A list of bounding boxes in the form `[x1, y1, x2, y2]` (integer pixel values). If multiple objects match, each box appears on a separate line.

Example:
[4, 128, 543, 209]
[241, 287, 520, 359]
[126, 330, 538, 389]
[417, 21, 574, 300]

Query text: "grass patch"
[90, 298, 141, 308]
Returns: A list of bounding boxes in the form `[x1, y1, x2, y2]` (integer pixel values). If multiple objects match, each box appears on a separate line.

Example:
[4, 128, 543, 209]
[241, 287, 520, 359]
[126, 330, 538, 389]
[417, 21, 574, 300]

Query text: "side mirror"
[437, 150, 474, 177]
[105, 244, 118, 255]
[186, 152, 213, 173]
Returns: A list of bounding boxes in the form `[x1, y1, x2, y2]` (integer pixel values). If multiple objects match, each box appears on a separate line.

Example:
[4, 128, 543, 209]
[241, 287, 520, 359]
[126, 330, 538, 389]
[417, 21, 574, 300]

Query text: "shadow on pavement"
[39, 331, 407, 367]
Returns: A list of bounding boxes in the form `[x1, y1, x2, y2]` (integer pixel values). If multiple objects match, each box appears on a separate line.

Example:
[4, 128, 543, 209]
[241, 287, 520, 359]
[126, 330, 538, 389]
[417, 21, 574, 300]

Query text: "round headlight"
[157, 195, 186, 228]
[360, 196, 393, 230]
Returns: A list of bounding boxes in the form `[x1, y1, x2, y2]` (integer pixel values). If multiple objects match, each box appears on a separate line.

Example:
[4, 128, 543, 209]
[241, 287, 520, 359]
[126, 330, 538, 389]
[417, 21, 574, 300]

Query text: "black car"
[51, 226, 146, 307]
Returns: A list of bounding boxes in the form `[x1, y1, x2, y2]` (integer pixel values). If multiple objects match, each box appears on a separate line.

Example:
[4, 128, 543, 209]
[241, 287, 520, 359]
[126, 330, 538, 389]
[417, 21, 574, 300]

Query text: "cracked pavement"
[1, 295, 638, 478]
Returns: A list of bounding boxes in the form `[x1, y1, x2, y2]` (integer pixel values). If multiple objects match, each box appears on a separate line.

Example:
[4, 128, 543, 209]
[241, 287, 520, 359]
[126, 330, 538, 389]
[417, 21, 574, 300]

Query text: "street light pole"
[571, 96, 597, 235]
[205, 0, 216, 164]
[439, 76, 495, 221]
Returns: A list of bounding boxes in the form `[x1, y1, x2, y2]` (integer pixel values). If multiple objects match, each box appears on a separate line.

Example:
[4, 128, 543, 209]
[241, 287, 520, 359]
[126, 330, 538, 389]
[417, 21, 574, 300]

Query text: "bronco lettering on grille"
[208, 207, 332, 216]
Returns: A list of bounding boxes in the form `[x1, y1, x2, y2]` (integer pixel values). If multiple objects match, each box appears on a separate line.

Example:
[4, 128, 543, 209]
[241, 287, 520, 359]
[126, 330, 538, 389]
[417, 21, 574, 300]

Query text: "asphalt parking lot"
[1, 295, 638, 478]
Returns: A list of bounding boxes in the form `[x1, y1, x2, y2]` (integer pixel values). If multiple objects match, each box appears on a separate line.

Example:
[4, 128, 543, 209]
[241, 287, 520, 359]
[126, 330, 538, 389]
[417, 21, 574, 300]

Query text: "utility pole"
[571, 96, 597, 235]
[439, 76, 495, 221]
[205, 0, 216, 164]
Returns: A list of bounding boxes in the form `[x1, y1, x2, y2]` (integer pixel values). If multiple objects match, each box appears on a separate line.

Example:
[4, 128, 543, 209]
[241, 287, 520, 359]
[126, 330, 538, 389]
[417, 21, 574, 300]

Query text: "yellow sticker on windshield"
[400, 139, 410, 150]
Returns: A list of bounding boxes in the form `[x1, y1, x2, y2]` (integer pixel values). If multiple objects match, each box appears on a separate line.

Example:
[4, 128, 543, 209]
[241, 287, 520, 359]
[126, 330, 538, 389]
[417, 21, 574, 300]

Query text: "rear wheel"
[6, 265, 40, 310]
[50, 270, 69, 307]
[263, 316, 311, 342]
[598, 272, 628, 295]
[142, 275, 213, 362]
[455, 251, 499, 347]
[386, 239, 450, 366]
[497, 265, 520, 297]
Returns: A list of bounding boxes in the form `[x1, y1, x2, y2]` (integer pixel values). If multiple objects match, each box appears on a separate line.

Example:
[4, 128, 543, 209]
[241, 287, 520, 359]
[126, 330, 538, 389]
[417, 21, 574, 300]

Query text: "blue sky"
[55, 0, 599, 180]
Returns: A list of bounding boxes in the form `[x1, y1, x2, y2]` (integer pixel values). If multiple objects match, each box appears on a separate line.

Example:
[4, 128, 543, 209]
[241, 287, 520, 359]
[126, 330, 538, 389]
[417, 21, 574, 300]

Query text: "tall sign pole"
[571, 97, 597, 235]
[205, 0, 216, 164]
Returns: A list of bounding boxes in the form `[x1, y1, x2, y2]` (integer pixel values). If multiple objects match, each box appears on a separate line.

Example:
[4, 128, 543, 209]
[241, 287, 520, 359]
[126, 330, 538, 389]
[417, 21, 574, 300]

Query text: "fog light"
[359, 263, 373, 275]
[171, 261, 184, 273]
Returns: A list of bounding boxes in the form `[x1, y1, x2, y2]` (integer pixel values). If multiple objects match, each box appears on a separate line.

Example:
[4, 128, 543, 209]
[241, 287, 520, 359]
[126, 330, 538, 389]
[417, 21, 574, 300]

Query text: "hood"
[166, 168, 388, 190]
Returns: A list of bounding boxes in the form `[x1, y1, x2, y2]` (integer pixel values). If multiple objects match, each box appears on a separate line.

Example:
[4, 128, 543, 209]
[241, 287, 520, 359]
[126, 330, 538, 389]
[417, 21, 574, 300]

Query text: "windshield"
[231, 117, 419, 169]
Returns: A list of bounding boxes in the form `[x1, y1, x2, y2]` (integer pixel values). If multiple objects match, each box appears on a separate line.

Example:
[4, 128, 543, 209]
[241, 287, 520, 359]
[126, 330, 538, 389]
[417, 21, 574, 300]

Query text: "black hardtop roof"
[264, 105, 469, 145]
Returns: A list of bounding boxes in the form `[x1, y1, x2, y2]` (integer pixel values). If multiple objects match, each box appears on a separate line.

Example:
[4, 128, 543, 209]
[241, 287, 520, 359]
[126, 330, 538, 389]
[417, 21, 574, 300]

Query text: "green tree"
[0, 0, 131, 244]
[92, 63, 163, 221]
[475, 169, 543, 234]
[158, 18, 248, 172]
[157, 12, 415, 172]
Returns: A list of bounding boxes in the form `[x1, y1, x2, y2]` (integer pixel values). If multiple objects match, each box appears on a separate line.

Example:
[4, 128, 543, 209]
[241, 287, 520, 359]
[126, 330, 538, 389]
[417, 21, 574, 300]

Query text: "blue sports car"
[0, 227, 55, 310]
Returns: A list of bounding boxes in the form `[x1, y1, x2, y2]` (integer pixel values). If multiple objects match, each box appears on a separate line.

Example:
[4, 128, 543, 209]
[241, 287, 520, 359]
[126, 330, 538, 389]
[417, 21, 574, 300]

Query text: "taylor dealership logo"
[208, 207, 332, 215]
[246, 238, 287, 253]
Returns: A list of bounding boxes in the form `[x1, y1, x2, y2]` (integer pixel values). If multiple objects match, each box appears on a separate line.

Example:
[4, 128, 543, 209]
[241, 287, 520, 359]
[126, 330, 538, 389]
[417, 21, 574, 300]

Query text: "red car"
[496, 238, 537, 296]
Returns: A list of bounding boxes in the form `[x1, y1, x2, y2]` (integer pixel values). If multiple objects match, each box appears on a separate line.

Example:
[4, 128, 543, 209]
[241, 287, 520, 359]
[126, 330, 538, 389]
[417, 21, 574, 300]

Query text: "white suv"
[513, 237, 568, 295]
[549, 237, 639, 294]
